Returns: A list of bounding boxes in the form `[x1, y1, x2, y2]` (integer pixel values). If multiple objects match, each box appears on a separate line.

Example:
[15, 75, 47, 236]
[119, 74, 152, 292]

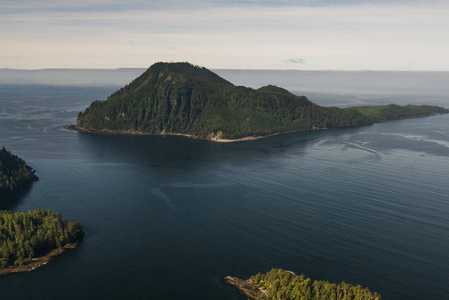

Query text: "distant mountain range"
[69, 62, 449, 141]
[0, 68, 145, 86]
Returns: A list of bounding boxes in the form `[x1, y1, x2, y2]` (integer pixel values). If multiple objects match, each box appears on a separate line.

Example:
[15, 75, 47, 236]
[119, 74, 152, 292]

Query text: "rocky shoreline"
[0, 242, 79, 276]
[63, 124, 266, 142]
[225, 276, 266, 299]
[64, 110, 446, 143]
[63, 124, 320, 143]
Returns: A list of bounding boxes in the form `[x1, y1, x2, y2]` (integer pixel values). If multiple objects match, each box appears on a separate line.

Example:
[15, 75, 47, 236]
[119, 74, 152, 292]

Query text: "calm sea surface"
[0, 76, 448, 299]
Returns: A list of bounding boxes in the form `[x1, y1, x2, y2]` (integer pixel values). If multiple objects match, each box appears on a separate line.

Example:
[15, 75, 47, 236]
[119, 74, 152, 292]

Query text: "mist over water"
[0, 69, 145, 87]
[214, 69, 449, 107]
[0, 70, 448, 299]
[2, 68, 448, 107]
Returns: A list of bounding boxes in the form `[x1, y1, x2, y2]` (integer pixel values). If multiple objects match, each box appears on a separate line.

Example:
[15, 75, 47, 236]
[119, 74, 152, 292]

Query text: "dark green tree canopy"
[0, 147, 38, 201]
[0, 209, 83, 268]
[251, 268, 381, 300]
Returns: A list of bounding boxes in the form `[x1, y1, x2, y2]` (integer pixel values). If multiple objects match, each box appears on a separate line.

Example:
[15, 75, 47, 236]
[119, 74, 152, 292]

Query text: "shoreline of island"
[66, 108, 448, 143]
[0, 241, 81, 276]
[63, 114, 422, 143]
[64, 110, 448, 143]
[63, 123, 363, 143]
[225, 276, 266, 298]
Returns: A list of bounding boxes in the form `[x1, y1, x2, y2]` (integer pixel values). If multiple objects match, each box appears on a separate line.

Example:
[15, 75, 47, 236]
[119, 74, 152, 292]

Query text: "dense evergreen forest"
[346, 103, 448, 121]
[235, 268, 381, 300]
[75, 62, 449, 140]
[0, 147, 38, 201]
[0, 209, 83, 268]
[0, 149, 83, 272]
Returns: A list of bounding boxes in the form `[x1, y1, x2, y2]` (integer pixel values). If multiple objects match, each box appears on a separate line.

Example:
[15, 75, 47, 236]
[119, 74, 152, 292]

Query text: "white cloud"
[0, 1, 448, 70]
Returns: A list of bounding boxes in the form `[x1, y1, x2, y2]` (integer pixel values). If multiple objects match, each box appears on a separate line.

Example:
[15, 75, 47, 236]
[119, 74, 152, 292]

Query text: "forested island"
[0, 209, 83, 275]
[226, 268, 381, 300]
[0, 149, 83, 275]
[0, 147, 38, 202]
[68, 62, 449, 141]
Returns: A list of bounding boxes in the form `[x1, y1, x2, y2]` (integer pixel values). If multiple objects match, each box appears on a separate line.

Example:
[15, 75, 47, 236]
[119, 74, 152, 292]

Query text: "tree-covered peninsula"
[0, 147, 38, 201]
[72, 62, 449, 141]
[226, 268, 381, 300]
[0, 209, 83, 274]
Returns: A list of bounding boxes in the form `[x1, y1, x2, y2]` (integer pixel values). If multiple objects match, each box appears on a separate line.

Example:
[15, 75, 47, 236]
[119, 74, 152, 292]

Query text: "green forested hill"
[75, 62, 448, 140]
[0, 147, 38, 201]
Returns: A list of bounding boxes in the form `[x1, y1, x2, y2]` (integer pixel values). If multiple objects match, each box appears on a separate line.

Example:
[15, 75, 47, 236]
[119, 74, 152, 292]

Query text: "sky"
[1, 0, 448, 70]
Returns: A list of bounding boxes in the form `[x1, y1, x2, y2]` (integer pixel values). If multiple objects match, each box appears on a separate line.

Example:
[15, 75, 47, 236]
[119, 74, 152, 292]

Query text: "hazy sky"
[1, 0, 448, 70]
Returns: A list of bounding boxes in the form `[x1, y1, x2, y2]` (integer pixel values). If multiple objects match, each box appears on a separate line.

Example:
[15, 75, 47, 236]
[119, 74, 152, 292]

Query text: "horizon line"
[2, 67, 449, 73]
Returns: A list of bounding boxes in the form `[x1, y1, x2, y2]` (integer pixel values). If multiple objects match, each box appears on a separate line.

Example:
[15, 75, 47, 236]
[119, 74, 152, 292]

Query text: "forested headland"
[0, 209, 83, 273]
[72, 62, 449, 141]
[0, 147, 38, 202]
[226, 268, 381, 300]
[0, 149, 84, 275]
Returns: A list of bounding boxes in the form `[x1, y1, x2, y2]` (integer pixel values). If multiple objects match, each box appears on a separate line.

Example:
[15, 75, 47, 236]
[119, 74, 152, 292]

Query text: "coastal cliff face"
[75, 62, 449, 141]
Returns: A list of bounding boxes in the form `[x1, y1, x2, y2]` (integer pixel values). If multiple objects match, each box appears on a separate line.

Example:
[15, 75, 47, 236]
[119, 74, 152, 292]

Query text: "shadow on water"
[0, 182, 37, 210]
[76, 125, 370, 167]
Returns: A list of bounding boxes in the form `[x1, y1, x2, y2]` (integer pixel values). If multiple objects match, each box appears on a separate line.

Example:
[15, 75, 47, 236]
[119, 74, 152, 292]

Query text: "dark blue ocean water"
[0, 82, 448, 299]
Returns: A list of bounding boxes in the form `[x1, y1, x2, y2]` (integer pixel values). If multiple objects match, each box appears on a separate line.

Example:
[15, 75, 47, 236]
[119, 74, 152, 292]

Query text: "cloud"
[285, 58, 305, 64]
[1, 1, 448, 70]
